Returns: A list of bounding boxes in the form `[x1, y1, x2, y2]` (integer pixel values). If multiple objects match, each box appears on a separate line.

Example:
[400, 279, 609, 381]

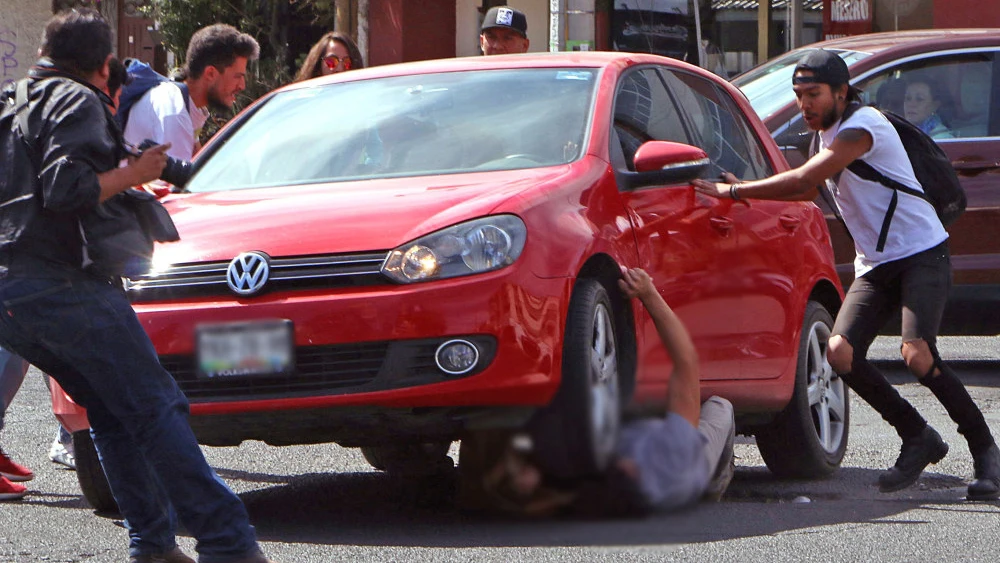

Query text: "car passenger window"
[856, 52, 995, 140]
[659, 70, 774, 180]
[611, 68, 690, 171]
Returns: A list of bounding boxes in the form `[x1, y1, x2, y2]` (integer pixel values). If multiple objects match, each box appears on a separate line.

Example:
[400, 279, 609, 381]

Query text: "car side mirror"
[618, 141, 709, 190]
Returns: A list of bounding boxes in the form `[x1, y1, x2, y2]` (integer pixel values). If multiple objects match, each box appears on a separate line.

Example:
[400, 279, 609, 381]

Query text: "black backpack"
[814, 103, 966, 250]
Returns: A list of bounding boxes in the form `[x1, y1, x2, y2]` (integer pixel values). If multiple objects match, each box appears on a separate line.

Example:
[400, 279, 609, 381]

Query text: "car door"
[613, 67, 744, 384]
[661, 69, 800, 380]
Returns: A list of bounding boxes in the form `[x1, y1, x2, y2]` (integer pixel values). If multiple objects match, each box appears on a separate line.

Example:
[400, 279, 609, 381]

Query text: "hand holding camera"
[123, 139, 193, 188]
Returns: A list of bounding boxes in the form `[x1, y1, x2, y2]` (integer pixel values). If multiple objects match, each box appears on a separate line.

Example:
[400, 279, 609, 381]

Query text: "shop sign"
[823, 0, 872, 40]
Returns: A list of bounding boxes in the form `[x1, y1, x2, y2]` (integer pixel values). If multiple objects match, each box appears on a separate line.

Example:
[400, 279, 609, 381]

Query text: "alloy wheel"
[805, 320, 847, 454]
[589, 302, 620, 469]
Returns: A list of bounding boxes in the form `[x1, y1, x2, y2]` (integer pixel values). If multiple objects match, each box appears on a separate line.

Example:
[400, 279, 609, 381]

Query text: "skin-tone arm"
[96, 143, 171, 202]
[618, 268, 701, 427]
[692, 128, 874, 202]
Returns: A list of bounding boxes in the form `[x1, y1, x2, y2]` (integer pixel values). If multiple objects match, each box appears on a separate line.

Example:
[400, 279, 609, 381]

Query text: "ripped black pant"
[832, 241, 994, 455]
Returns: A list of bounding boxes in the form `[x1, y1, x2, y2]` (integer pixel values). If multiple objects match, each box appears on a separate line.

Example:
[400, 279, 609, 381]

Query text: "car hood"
[155, 166, 580, 264]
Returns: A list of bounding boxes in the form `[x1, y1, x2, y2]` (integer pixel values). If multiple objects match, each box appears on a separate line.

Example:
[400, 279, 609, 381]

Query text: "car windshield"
[733, 49, 869, 121]
[186, 68, 599, 192]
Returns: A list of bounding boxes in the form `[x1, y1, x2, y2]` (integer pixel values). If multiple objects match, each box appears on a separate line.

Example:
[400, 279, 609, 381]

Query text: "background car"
[54, 52, 845, 511]
[734, 29, 1000, 335]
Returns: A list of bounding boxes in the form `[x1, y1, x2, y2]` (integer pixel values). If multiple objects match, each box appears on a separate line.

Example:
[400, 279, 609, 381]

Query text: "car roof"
[279, 51, 708, 91]
[806, 29, 1000, 58]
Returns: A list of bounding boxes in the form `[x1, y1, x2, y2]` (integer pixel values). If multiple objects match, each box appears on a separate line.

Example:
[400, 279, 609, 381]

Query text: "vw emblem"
[227, 252, 270, 296]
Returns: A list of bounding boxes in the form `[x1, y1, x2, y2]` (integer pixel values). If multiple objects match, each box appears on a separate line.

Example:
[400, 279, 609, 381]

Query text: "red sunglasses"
[323, 54, 352, 71]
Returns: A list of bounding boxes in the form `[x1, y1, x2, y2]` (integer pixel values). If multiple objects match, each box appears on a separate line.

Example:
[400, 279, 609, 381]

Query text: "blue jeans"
[0, 346, 29, 432]
[0, 276, 260, 562]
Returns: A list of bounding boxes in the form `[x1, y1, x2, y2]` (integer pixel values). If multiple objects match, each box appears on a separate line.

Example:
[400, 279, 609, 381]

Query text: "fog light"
[435, 339, 480, 375]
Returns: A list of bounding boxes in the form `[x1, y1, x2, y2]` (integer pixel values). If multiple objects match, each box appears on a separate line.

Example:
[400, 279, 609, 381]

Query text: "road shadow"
[224, 465, 986, 549]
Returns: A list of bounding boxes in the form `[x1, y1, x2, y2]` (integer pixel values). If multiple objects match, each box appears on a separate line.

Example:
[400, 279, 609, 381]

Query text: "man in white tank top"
[693, 49, 999, 500]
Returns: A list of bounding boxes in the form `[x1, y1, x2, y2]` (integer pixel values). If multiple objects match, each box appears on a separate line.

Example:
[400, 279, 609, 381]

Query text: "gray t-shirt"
[615, 413, 710, 511]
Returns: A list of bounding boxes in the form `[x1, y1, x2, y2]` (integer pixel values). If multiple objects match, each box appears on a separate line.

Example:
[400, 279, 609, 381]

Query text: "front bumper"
[135, 267, 571, 442]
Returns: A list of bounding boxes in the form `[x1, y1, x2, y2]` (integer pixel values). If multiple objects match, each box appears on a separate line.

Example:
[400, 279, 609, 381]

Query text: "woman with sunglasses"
[295, 32, 364, 82]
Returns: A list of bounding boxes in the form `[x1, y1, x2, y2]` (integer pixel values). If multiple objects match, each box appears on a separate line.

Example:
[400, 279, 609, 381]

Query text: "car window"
[611, 68, 690, 171]
[186, 69, 599, 192]
[662, 70, 774, 180]
[856, 52, 995, 140]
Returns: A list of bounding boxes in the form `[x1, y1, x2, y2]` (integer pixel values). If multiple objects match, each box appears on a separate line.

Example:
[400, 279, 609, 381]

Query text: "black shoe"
[968, 444, 1000, 501]
[878, 426, 949, 493]
[128, 547, 195, 563]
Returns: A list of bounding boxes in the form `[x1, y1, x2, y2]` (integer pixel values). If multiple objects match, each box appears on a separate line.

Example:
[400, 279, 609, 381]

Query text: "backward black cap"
[793, 49, 851, 87]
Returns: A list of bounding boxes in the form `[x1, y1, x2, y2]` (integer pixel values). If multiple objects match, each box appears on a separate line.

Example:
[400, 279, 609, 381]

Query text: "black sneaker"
[967, 443, 1000, 501]
[878, 426, 949, 493]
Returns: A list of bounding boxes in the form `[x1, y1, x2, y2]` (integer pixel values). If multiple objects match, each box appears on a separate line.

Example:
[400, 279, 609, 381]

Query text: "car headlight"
[381, 215, 527, 283]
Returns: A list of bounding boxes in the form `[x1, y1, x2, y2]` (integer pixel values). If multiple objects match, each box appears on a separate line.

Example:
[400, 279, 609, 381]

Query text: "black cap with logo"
[481, 6, 528, 38]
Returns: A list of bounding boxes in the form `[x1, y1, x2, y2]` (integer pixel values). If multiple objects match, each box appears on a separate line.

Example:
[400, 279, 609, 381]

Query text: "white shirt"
[122, 81, 210, 161]
[819, 106, 948, 277]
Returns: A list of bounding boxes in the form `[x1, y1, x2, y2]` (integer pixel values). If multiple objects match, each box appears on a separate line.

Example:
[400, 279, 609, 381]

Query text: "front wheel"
[756, 301, 849, 478]
[529, 279, 622, 479]
[72, 430, 119, 514]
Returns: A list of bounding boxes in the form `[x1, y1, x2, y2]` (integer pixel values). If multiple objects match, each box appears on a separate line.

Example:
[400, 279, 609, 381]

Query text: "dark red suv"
[735, 30, 1000, 335]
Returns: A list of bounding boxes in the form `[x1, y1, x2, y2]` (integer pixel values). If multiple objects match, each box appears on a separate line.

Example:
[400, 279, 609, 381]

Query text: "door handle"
[709, 216, 734, 234]
[952, 159, 1000, 175]
[779, 215, 802, 231]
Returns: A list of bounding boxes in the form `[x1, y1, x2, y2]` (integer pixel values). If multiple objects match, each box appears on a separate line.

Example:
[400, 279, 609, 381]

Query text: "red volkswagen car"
[54, 52, 845, 511]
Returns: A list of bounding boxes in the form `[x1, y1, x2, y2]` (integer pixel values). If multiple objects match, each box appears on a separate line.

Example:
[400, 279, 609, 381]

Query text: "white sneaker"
[48, 438, 76, 470]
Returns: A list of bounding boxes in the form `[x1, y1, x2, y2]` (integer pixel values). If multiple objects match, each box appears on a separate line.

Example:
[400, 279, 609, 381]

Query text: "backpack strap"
[13, 79, 40, 168]
[839, 104, 929, 253]
[176, 82, 191, 115]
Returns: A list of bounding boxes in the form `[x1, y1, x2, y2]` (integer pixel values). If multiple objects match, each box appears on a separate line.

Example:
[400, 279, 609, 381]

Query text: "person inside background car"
[904, 76, 955, 139]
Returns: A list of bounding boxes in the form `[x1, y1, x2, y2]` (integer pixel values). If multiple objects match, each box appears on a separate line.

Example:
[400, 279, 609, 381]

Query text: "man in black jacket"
[0, 9, 271, 563]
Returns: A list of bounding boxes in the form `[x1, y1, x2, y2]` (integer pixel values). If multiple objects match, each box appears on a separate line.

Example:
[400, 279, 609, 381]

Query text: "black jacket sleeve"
[34, 81, 115, 215]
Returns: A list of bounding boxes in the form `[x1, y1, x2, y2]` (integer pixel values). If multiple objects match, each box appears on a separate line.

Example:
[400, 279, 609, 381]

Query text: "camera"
[123, 139, 194, 188]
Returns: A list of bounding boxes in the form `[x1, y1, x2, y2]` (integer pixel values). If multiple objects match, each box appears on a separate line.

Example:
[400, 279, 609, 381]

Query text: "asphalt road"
[1, 336, 999, 563]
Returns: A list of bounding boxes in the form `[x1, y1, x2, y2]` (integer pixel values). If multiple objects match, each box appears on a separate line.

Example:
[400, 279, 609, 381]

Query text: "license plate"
[196, 320, 294, 379]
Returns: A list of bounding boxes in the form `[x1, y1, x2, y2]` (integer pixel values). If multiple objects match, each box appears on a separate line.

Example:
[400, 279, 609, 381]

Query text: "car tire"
[756, 301, 849, 478]
[529, 278, 622, 479]
[72, 430, 119, 514]
[360, 442, 453, 476]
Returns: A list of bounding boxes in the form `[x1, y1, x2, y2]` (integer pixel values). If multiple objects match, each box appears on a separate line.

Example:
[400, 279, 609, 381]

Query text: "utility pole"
[790, 0, 803, 49]
[757, 0, 771, 65]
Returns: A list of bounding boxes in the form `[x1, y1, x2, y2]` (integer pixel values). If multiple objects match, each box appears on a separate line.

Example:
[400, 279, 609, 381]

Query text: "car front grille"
[163, 341, 390, 400]
[162, 335, 496, 402]
[127, 251, 391, 302]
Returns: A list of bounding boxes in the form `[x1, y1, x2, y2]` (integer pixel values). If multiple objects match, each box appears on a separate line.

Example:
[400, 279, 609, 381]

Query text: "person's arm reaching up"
[618, 268, 701, 427]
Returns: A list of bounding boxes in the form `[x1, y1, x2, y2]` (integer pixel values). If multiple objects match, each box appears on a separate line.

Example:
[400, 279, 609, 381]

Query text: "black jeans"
[832, 241, 993, 453]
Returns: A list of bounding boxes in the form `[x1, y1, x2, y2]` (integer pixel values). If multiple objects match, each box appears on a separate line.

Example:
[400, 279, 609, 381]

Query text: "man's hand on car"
[618, 268, 657, 303]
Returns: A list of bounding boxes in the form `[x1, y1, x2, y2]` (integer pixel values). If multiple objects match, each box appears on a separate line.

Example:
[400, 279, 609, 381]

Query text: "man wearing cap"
[693, 49, 1000, 500]
[480, 6, 529, 55]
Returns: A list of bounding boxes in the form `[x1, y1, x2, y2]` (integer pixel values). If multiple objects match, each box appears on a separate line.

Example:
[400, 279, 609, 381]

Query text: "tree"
[144, 0, 339, 137]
